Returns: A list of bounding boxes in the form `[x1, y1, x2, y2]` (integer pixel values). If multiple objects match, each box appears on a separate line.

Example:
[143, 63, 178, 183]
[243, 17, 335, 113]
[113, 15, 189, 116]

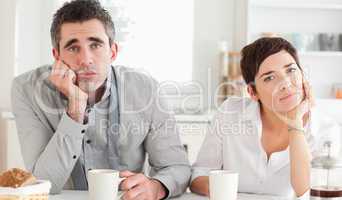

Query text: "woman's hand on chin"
[277, 81, 315, 129]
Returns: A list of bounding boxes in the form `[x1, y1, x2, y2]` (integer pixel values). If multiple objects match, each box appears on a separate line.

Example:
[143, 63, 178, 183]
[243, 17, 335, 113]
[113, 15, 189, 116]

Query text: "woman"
[190, 37, 341, 199]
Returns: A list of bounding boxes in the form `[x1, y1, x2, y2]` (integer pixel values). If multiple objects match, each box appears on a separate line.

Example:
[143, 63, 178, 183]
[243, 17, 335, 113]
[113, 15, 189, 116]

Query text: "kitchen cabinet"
[234, 0, 342, 99]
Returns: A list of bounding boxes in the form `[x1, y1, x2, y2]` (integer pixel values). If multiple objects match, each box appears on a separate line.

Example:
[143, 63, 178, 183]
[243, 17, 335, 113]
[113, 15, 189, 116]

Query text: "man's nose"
[77, 48, 94, 67]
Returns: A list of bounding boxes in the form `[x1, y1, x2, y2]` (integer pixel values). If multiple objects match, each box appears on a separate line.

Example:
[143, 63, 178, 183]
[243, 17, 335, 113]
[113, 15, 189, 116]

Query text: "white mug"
[88, 169, 126, 200]
[209, 170, 239, 200]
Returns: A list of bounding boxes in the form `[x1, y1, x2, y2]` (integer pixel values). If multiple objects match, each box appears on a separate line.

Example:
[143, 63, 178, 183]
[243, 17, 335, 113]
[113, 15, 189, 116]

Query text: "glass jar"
[311, 142, 342, 200]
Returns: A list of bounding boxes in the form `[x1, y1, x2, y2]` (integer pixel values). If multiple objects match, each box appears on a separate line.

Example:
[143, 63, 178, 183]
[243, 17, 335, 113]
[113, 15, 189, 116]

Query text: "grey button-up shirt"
[11, 65, 191, 198]
[72, 68, 120, 190]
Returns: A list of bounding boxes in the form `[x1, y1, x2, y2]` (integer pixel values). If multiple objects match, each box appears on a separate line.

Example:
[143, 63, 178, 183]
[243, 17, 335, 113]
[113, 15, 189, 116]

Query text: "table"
[50, 190, 292, 200]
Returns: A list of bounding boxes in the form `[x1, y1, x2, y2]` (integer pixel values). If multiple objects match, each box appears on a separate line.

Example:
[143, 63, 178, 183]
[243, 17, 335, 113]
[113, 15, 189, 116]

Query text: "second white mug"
[209, 170, 239, 200]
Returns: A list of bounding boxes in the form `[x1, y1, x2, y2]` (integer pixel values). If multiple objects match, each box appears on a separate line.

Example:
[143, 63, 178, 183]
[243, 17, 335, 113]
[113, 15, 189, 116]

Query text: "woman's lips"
[280, 93, 297, 101]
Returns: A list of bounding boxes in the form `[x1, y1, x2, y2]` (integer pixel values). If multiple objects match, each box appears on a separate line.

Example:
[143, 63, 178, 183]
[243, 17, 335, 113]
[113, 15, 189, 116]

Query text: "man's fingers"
[52, 67, 68, 78]
[64, 69, 76, 84]
[52, 60, 65, 71]
[121, 185, 145, 200]
[120, 173, 146, 191]
[49, 60, 79, 98]
[120, 170, 136, 178]
[52, 60, 70, 76]
[52, 60, 60, 72]
[119, 170, 137, 191]
[51, 60, 77, 84]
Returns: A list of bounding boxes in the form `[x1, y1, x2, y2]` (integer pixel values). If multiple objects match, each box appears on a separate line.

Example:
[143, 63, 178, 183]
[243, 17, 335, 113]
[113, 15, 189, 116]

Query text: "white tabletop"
[50, 190, 291, 200]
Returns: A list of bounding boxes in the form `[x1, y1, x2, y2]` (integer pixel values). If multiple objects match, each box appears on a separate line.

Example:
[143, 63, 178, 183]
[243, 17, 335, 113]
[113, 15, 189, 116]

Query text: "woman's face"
[252, 50, 304, 113]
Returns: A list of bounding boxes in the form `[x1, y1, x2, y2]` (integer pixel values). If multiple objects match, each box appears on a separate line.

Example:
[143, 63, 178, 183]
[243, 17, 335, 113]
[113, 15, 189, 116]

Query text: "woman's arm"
[190, 176, 209, 196]
[288, 127, 311, 197]
[190, 111, 225, 196]
[287, 81, 313, 197]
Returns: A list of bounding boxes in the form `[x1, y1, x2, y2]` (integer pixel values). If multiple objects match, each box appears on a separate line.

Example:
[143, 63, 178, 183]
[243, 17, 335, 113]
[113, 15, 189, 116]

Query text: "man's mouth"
[77, 71, 97, 79]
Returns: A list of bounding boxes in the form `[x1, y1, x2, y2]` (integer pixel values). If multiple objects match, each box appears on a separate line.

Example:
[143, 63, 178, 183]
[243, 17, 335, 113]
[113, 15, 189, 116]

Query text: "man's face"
[53, 19, 117, 93]
[253, 50, 304, 113]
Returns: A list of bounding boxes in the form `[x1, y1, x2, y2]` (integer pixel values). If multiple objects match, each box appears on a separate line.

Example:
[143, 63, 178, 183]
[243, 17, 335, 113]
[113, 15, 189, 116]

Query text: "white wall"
[0, 0, 16, 111]
[16, 0, 55, 76]
[193, 0, 236, 110]
[15, 0, 42, 75]
[0, 0, 55, 111]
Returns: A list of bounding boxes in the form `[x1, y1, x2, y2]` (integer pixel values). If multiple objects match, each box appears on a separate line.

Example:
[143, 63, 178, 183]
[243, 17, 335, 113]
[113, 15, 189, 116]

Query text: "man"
[11, 0, 190, 199]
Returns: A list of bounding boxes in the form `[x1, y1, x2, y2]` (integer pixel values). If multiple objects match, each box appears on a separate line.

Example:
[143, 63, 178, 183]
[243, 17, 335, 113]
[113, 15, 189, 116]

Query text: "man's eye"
[264, 76, 274, 82]
[90, 43, 102, 49]
[68, 46, 79, 52]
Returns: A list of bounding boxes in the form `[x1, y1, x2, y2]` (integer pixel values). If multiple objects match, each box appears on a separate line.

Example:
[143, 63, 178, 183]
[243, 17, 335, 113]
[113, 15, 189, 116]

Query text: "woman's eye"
[264, 76, 274, 82]
[287, 68, 297, 73]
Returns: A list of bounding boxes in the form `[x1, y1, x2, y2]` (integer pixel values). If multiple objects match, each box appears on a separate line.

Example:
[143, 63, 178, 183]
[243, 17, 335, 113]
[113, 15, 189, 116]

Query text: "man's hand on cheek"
[120, 171, 167, 200]
[49, 60, 88, 123]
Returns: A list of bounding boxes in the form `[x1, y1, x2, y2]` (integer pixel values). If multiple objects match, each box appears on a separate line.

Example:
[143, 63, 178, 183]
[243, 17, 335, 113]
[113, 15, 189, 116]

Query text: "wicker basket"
[0, 181, 51, 200]
[0, 193, 48, 200]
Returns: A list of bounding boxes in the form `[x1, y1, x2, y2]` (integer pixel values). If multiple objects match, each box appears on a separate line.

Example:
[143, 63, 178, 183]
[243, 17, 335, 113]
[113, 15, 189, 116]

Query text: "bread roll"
[0, 168, 36, 188]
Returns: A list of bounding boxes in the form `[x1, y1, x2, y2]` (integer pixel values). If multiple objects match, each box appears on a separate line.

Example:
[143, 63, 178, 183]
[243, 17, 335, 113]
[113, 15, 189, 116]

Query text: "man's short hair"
[240, 37, 302, 87]
[50, 0, 115, 50]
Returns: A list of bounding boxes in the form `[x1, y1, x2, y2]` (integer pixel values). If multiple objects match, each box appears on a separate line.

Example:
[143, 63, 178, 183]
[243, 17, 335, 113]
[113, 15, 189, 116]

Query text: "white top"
[192, 97, 341, 200]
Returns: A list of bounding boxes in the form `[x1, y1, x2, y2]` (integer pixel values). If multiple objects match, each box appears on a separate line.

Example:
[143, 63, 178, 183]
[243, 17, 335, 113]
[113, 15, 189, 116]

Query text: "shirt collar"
[87, 66, 113, 109]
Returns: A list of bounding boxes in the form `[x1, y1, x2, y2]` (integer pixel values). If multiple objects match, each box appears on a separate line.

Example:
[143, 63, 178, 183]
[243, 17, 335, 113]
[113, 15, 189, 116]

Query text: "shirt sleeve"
[11, 79, 88, 194]
[191, 112, 223, 183]
[143, 80, 191, 199]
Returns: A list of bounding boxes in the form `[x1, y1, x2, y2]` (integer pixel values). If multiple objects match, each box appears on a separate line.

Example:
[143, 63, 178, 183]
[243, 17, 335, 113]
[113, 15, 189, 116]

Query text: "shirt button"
[86, 140, 91, 144]
[73, 155, 77, 159]
[81, 129, 86, 134]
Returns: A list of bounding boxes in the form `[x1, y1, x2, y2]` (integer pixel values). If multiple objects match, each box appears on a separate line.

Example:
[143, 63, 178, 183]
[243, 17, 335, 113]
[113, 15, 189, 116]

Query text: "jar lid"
[312, 155, 342, 169]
